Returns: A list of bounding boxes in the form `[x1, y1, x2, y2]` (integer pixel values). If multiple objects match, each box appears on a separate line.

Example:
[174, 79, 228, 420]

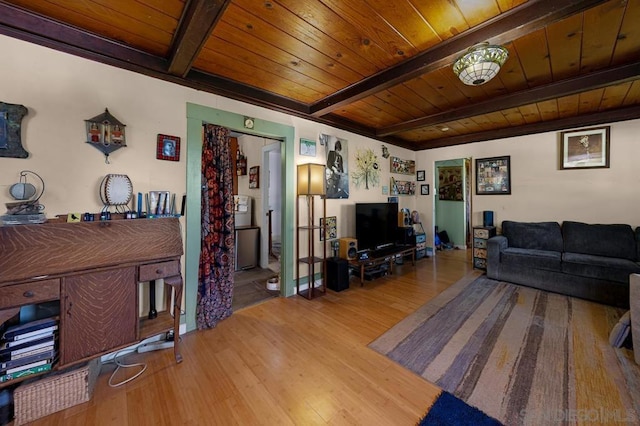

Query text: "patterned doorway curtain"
[197, 124, 235, 329]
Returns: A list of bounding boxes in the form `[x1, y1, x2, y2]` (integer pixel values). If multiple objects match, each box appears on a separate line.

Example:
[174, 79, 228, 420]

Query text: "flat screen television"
[356, 202, 398, 251]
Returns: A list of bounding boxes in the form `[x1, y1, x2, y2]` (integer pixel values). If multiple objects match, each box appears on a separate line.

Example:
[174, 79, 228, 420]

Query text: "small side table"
[473, 226, 496, 270]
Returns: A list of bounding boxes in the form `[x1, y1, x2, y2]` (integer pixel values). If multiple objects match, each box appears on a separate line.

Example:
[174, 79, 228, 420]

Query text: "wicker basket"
[13, 359, 101, 425]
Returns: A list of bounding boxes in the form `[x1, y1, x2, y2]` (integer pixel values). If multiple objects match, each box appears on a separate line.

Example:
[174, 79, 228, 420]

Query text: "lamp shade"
[453, 43, 509, 86]
[297, 163, 326, 195]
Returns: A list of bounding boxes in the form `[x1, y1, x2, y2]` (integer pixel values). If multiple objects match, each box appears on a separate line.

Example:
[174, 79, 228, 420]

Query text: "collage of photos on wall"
[476, 156, 511, 195]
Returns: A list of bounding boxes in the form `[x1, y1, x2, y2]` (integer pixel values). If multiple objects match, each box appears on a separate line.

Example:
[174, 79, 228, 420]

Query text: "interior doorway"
[185, 103, 296, 332]
[434, 158, 472, 250]
[229, 134, 282, 310]
[262, 141, 282, 272]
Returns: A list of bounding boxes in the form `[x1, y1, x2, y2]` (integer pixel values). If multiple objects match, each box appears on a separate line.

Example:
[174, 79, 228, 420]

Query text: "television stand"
[348, 245, 415, 286]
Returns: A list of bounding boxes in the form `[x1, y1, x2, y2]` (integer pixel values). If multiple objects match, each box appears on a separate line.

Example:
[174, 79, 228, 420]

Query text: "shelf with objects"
[296, 164, 327, 300]
[473, 226, 497, 270]
[396, 210, 428, 265]
[413, 224, 428, 260]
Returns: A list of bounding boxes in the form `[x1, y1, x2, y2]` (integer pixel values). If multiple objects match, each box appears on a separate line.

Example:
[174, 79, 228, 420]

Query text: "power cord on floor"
[104, 332, 178, 388]
[107, 347, 148, 388]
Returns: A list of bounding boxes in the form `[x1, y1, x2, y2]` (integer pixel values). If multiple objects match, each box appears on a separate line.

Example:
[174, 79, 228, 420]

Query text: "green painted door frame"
[185, 103, 295, 332]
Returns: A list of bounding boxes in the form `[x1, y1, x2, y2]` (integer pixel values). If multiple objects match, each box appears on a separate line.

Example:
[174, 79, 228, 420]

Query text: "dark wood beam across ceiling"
[168, 0, 231, 77]
[0, 0, 637, 152]
[0, 2, 167, 72]
[378, 61, 640, 137]
[416, 105, 640, 150]
[0, 1, 310, 116]
[309, 0, 609, 118]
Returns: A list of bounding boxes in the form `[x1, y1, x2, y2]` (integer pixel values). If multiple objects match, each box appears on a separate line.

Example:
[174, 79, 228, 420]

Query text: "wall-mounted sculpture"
[0, 101, 29, 158]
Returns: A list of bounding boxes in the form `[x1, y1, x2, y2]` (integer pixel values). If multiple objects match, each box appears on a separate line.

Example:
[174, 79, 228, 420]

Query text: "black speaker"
[397, 226, 415, 245]
[483, 211, 494, 227]
[326, 257, 349, 292]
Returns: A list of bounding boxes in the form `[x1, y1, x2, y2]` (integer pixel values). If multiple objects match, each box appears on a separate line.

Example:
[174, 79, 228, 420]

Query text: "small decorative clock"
[243, 117, 255, 129]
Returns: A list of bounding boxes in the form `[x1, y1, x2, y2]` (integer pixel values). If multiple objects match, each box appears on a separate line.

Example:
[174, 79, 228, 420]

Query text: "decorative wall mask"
[0, 101, 29, 158]
[85, 108, 126, 163]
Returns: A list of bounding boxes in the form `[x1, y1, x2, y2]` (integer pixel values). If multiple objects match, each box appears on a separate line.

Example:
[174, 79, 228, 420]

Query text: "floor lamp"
[296, 163, 327, 299]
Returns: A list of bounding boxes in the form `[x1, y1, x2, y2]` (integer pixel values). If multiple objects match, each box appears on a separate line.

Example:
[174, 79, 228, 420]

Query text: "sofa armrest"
[487, 236, 508, 278]
[488, 235, 508, 252]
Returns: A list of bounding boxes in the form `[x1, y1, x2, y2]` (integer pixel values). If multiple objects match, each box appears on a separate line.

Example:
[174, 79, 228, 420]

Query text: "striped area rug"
[370, 273, 640, 425]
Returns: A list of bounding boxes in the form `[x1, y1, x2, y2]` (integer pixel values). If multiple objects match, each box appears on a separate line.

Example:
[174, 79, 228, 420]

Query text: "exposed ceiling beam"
[186, 70, 310, 115]
[414, 105, 640, 150]
[1, 0, 635, 154]
[378, 61, 640, 137]
[0, 2, 309, 116]
[309, 0, 608, 117]
[168, 0, 231, 77]
[0, 2, 167, 71]
[313, 113, 416, 151]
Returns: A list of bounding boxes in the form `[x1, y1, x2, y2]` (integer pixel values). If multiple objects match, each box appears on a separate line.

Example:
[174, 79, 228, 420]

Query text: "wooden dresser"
[0, 218, 184, 385]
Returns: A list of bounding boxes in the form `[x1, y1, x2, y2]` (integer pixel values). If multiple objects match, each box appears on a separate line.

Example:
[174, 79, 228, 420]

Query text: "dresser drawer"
[0, 279, 60, 308]
[473, 248, 487, 259]
[474, 258, 487, 269]
[139, 260, 180, 281]
[474, 228, 489, 239]
[473, 238, 487, 249]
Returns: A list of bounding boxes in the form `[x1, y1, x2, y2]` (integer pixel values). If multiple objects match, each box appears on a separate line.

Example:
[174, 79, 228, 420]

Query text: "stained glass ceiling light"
[452, 43, 509, 86]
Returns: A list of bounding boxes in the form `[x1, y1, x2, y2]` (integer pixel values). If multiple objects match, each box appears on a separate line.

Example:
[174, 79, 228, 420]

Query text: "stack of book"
[0, 317, 58, 383]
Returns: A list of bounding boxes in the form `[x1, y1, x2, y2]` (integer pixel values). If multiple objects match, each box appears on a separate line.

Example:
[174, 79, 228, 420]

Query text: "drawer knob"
[156, 269, 163, 274]
[23, 290, 34, 298]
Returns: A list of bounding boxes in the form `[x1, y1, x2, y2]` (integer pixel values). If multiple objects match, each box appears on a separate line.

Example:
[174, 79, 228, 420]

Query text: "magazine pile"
[0, 316, 58, 382]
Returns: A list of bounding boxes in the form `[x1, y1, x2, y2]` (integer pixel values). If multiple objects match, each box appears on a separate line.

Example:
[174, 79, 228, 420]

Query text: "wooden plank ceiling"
[1, 0, 639, 150]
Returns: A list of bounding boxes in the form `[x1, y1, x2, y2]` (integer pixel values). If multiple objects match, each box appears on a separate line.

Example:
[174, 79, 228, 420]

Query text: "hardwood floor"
[30, 250, 473, 425]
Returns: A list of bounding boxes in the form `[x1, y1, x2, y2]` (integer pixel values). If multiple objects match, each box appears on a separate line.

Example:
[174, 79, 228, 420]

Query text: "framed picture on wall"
[438, 166, 463, 201]
[319, 216, 337, 241]
[416, 170, 425, 181]
[559, 126, 610, 169]
[249, 166, 259, 189]
[421, 184, 429, 195]
[476, 156, 511, 195]
[156, 134, 180, 161]
[300, 138, 316, 157]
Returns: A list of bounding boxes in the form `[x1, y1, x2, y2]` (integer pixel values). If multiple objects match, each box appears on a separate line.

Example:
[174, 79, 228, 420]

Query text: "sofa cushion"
[562, 221, 637, 261]
[502, 247, 562, 271]
[502, 221, 563, 252]
[562, 252, 640, 283]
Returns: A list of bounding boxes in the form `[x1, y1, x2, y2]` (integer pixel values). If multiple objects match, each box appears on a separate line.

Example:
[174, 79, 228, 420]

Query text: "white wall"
[4, 31, 637, 283]
[0, 35, 414, 230]
[416, 120, 640, 240]
[0, 33, 416, 305]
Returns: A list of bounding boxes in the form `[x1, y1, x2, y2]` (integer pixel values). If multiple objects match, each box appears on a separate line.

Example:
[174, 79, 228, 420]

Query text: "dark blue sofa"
[487, 220, 640, 308]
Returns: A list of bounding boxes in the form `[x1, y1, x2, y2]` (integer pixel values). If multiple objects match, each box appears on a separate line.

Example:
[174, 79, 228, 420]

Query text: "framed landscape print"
[559, 126, 610, 169]
[476, 156, 511, 195]
[300, 138, 316, 157]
